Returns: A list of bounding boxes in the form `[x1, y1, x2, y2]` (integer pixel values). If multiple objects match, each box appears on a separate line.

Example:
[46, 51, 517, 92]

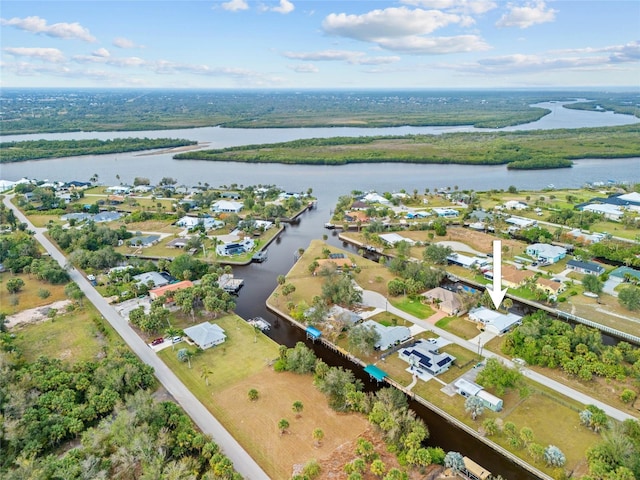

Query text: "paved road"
[3, 195, 270, 480]
[362, 289, 637, 422]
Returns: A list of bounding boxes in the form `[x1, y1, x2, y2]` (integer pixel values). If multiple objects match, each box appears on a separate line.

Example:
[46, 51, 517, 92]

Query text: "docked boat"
[247, 317, 270, 331]
[252, 250, 268, 263]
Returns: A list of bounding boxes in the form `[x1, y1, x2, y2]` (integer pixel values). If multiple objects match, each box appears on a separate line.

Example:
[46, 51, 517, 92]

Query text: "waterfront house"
[362, 192, 390, 204]
[149, 280, 194, 301]
[350, 200, 369, 210]
[378, 233, 416, 247]
[128, 234, 160, 247]
[398, 339, 456, 376]
[468, 307, 522, 335]
[525, 243, 567, 264]
[421, 287, 465, 316]
[446, 252, 489, 269]
[488, 264, 535, 289]
[567, 259, 605, 275]
[344, 210, 369, 223]
[176, 215, 225, 230]
[133, 271, 170, 289]
[216, 237, 255, 256]
[536, 278, 566, 297]
[183, 322, 226, 350]
[211, 200, 243, 214]
[360, 320, 411, 351]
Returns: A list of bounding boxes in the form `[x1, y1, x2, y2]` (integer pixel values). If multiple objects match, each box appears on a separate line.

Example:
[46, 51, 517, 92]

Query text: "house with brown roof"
[344, 210, 369, 223]
[536, 278, 566, 296]
[501, 264, 535, 288]
[421, 287, 465, 316]
[150, 280, 194, 301]
[350, 200, 369, 210]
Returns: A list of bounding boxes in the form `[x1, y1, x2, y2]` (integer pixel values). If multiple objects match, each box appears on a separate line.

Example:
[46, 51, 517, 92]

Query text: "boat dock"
[247, 317, 270, 331]
[218, 273, 244, 294]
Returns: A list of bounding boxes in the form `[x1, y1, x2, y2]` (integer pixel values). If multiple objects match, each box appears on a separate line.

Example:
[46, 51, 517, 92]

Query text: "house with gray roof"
[567, 259, 605, 275]
[525, 243, 567, 264]
[133, 271, 169, 289]
[469, 307, 522, 335]
[183, 322, 226, 350]
[361, 320, 411, 351]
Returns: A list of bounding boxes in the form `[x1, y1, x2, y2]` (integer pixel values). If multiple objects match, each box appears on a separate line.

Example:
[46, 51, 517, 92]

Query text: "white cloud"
[270, 0, 295, 14]
[322, 7, 463, 41]
[221, 0, 249, 12]
[283, 49, 401, 65]
[288, 63, 319, 73]
[92, 48, 111, 58]
[377, 35, 489, 54]
[400, 0, 497, 15]
[113, 37, 143, 49]
[496, 1, 556, 29]
[552, 41, 640, 63]
[3, 47, 66, 63]
[0, 15, 96, 42]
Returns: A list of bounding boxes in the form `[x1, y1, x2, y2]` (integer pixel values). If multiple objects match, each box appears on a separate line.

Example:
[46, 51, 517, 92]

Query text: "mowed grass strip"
[391, 296, 435, 319]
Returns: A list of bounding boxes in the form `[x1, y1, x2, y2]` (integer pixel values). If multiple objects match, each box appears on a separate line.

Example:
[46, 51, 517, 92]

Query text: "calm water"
[2, 100, 637, 480]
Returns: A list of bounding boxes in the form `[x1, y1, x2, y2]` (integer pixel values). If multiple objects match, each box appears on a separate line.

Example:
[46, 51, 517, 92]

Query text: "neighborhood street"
[3, 195, 270, 480]
[361, 289, 637, 423]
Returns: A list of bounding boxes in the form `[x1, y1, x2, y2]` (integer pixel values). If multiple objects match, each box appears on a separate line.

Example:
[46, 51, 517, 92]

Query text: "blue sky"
[1, 1, 639, 89]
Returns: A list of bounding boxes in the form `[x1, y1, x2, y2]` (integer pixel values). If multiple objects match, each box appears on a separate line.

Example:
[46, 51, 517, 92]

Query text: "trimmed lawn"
[0, 272, 68, 315]
[12, 305, 115, 363]
[435, 315, 481, 340]
[391, 296, 435, 319]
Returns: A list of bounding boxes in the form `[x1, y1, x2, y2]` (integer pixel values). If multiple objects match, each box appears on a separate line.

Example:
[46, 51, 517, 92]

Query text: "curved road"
[3, 195, 269, 480]
[362, 289, 637, 423]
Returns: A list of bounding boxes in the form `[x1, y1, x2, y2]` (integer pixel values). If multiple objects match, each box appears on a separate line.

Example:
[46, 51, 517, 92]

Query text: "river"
[3, 100, 639, 479]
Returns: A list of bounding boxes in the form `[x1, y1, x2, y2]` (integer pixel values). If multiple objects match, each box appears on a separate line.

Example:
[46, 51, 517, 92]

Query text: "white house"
[468, 307, 522, 335]
[525, 243, 567, 264]
[378, 233, 416, 247]
[454, 378, 503, 412]
[581, 203, 624, 221]
[432, 207, 459, 218]
[133, 271, 169, 288]
[398, 339, 456, 376]
[183, 322, 226, 350]
[216, 237, 255, 256]
[505, 217, 537, 230]
[362, 192, 390, 204]
[211, 200, 244, 214]
[504, 200, 527, 210]
[361, 320, 411, 351]
[567, 229, 606, 244]
[176, 216, 225, 230]
[447, 253, 490, 269]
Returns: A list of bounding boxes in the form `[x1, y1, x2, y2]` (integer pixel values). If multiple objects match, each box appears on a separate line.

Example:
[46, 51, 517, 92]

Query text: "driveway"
[436, 240, 484, 256]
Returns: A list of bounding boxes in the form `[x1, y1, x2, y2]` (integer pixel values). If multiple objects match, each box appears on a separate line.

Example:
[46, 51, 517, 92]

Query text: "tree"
[248, 388, 259, 401]
[292, 400, 304, 418]
[200, 366, 213, 386]
[177, 348, 194, 368]
[444, 451, 465, 474]
[370, 459, 386, 477]
[278, 418, 290, 435]
[464, 395, 485, 420]
[583, 274, 604, 294]
[64, 282, 85, 306]
[312, 428, 324, 447]
[483, 418, 499, 436]
[348, 323, 381, 355]
[6, 278, 25, 294]
[544, 445, 566, 467]
[619, 286, 640, 311]
[422, 244, 452, 265]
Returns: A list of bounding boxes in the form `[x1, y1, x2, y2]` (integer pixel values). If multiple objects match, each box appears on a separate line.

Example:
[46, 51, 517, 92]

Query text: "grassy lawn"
[435, 315, 481, 340]
[0, 273, 68, 315]
[391, 296, 434, 319]
[540, 257, 570, 274]
[11, 305, 117, 363]
[24, 213, 65, 228]
[370, 310, 412, 327]
[158, 313, 370, 478]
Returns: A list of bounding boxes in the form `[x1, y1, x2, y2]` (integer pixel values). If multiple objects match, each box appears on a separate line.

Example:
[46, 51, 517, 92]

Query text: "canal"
[232, 201, 539, 480]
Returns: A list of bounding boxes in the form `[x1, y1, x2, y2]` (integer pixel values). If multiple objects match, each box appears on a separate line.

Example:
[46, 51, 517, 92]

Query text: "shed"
[477, 390, 503, 412]
[455, 378, 483, 397]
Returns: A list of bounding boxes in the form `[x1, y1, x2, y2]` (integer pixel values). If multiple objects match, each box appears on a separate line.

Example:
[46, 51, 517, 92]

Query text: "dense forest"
[175, 124, 640, 169]
[2, 89, 638, 135]
[0, 138, 197, 163]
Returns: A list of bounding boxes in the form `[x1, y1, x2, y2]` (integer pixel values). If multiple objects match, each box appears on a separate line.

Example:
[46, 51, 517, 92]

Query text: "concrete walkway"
[361, 288, 636, 422]
[3, 195, 270, 480]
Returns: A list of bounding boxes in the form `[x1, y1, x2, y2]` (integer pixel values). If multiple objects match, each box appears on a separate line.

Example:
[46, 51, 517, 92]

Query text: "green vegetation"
[175, 124, 640, 169]
[0, 138, 197, 163]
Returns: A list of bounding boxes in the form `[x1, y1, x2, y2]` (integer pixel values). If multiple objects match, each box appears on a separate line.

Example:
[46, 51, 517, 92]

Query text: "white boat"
[248, 317, 270, 331]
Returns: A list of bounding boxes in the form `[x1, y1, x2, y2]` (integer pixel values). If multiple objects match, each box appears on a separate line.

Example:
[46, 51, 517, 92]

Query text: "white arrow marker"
[487, 239, 507, 309]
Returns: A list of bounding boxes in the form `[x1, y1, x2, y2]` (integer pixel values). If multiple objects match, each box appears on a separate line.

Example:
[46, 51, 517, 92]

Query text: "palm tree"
[292, 401, 304, 418]
[278, 418, 290, 435]
[200, 366, 213, 386]
[312, 428, 324, 447]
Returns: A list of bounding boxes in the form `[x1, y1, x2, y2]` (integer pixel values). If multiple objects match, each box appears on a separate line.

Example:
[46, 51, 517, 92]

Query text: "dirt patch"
[136, 142, 211, 156]
[5, 299, 72, 329]
[444, 227, 525, 256]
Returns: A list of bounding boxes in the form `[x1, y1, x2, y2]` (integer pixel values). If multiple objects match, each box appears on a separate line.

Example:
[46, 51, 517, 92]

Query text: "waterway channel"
[4, 100, 639, 479]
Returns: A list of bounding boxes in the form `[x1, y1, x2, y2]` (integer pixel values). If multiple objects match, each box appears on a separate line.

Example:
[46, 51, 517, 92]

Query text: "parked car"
[151, 337, 164, 346]
[172, 336, 182, 344]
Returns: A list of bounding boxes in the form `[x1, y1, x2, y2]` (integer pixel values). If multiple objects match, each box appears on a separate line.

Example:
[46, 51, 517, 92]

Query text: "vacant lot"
[0, 272, 68, 315]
